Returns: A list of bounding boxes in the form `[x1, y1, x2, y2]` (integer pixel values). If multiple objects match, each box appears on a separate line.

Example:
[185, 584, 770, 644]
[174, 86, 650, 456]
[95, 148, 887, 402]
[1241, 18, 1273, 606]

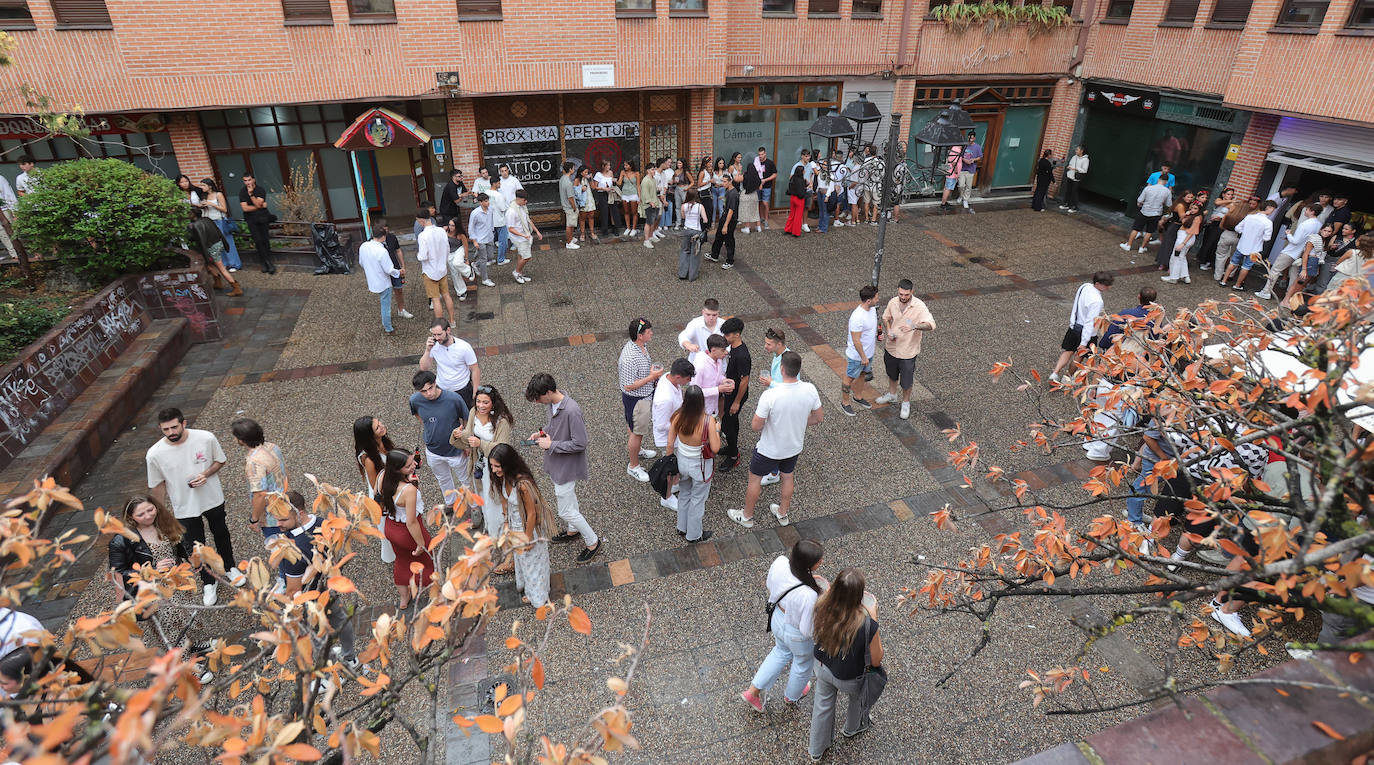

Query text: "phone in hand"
[520, 438, 539, 446]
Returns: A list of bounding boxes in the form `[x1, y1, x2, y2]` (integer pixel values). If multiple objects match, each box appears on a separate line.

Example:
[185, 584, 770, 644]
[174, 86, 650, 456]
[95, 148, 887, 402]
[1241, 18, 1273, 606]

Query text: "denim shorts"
[390, 274, 404, 289]
[759, 187, 773, 203]
[1231, 249, 1260, 267]
[944, 177, 958, 191]
[845, 357, 870, 379]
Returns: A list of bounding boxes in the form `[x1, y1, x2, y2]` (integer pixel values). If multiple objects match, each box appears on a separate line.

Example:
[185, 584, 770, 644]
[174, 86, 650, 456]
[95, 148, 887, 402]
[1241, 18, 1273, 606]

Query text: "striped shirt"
[618, 341, 653, 398]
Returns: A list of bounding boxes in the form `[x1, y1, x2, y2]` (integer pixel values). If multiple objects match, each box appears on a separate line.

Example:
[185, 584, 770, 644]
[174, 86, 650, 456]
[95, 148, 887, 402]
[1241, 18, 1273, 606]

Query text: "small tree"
[0, 477, 644, 764]
[276, 156, 325, 237]
[912, 279, 1374, 713]
[13, 159, 186, 283]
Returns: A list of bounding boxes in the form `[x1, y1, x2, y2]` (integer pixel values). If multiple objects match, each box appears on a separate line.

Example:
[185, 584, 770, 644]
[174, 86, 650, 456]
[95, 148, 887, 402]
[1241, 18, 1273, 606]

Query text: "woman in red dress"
[379, 449, 434, 608]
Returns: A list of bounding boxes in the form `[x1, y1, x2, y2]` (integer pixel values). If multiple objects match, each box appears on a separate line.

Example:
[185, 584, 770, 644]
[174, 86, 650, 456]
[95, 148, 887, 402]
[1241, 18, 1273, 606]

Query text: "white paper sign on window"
[582, 64, 615, 88]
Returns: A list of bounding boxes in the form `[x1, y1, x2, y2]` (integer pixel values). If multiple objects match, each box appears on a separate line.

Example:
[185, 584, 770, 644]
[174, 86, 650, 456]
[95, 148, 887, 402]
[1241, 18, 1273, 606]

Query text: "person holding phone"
[110, 495, 188, 601]
[525, 373, 602, 563]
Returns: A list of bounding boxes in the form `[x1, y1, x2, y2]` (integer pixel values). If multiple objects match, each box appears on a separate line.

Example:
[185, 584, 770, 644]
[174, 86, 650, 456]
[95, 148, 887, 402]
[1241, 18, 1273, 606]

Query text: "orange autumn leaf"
[475, 715, 505, 734]
[327, 576, 356, 594]
[282, 743, 323, 761]
[1312, 720, 1345, 741]
[531, 657, 546, 689]
[568, 606, 592, 635]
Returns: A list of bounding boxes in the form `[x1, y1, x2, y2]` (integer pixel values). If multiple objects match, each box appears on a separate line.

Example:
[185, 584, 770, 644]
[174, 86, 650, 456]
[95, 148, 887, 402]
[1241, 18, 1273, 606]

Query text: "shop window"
[1209, 0, 1251, 22]
[204, 105, 370, 151]
[281, 0, 332, 23]
[803, 85, 838, 103]
[717, 87, 754, 106]
[0, 133, 179, 180]
[809, 0, 840, 15]
[50, 0, 111, 27]
[1348, 0, 1374, 26]
[457, 0, 502, 18]
[669, 0, 707, 12]
[1104, 0, 1134, 18]
[616, 0, 655, 16]
[349, 0, 395, 18]
[1275, 0, 1327, 25]
[758, 84, 798, 105]
[852, 0, 882, 16]
[0, 1, 34, 29]
[762, 0, 795, 15]
[1163, 0, 1199, 21]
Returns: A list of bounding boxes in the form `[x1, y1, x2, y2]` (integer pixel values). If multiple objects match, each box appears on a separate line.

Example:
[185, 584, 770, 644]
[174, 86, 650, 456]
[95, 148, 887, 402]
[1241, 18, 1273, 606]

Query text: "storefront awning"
[333, 107, 432, 150]
[1265, 149, 1374, 184]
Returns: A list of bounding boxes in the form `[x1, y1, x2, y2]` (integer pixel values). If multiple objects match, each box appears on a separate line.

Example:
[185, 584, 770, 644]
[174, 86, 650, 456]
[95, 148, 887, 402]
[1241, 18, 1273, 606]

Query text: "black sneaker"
[704, 252, 719, 262]
[852, 397, 873, 409]
[551, 531, 581, 544]
[840, 403, 856, 417]
[576, 540, 603, 563]
[718, 456, 739, 473]
[687, 531, 714, 544]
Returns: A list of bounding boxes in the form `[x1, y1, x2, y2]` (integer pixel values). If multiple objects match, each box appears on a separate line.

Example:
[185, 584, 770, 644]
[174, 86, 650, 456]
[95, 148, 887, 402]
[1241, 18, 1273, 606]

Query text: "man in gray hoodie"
[525, 373, 602, 562]
[1120, 175, 1173, 254]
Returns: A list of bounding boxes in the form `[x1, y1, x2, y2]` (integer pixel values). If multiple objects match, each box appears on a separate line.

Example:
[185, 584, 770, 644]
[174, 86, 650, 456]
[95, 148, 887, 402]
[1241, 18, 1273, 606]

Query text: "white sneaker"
[1148, 238, 1161, 246]
[875, 392, 899, 405]
[627, 464, 649, 482]
[565, 241, 580, 250]
[1255, 290, 1274, 300]
[398, 309, 415, 319]
[515, 274, 529, 284]
[273, 577, 287, 595]
[1119, 243, 1131, 251]
[1209, 600, 1251, 637]
[644, 240, 655, 249]
[202, 584, 218, 606]
[899, 401, 910, 419]
[481, 279, 496, 287]
[1161, 277, 1178, 284]
[761, 472, 780, 486]
[740, 227, 750, 234]
[227, 567, 247, 586]
[639, 447, 657, 459]
[802, 224, 811, 233]
[727, 508, 755, 528]
[1049, 373, 1061, 383]
[962, 199, 969, 209]
[769, 503, 790, 526]
[834, 221, 844, 227]
[660, 495, 678, 511]
[1138, 246, 1148, 254]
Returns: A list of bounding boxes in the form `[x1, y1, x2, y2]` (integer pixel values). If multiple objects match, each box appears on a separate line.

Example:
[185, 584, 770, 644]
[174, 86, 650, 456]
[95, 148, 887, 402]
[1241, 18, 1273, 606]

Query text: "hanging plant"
[932, 2, 1072, 36]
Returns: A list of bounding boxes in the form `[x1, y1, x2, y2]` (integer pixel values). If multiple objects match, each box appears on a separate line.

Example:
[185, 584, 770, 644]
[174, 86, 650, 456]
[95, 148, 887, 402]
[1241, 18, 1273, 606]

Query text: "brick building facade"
[0, 0, 1369, 225]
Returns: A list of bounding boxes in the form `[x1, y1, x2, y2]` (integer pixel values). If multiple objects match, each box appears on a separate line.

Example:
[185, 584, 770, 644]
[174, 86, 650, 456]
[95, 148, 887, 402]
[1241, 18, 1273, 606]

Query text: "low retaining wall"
[0, 256, 218, 472]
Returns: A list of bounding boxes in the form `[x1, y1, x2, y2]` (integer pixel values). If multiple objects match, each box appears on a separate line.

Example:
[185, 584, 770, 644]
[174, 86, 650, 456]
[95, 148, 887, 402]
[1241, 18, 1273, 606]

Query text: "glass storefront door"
[991, 106, 1046, 188]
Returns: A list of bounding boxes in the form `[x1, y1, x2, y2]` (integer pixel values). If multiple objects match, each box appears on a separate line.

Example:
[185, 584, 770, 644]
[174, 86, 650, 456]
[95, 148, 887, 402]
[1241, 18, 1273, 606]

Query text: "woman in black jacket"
[1031, 149, 1054, 211]
[109, 496, 188, 601]
[783, 165, 808, 237]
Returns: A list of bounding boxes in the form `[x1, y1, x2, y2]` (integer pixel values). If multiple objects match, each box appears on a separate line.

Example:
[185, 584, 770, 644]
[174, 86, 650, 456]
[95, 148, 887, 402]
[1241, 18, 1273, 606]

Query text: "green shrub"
[0, 297, 70, 362]
[13, 158, 187, 283]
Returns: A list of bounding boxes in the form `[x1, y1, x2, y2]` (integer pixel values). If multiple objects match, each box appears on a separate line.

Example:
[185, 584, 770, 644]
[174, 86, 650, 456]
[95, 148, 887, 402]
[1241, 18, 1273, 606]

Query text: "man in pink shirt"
[691, 335, 735, 416]
[940, 144, 964, 209]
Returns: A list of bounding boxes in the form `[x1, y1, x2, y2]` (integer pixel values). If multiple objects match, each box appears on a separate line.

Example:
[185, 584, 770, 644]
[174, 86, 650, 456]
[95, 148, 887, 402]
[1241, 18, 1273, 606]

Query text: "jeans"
[678, 229, 703, 281]
[179, 502, 235, 585]
[1126, 453, 1156, 525]
[674, 187, 686, 226]
[553, 480, 598, 546]
[712, 186, 726, 218]
[426, 449, 470, 504]
[1062, 178, 1081, 209]
[818, 191, 831, 232]
[215, 218, 242, 269]
[473, 241, 493, 281]
[809, 661, 870, 760]
[495, 225, 509, 264]
[378, 288, 393, 333]
[675, 469, 711, 541]
[751, 611, 815, 702]
[662, 194, 675, 227]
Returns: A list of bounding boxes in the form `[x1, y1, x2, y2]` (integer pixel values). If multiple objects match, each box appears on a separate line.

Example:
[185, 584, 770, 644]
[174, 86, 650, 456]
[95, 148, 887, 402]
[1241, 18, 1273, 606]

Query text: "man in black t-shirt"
[238, 174, 276, 274]
[278, 490, 358, 666]
[718, 316, 752, 472]
[709, 172, 741, 268]
[438, 169, 469, 226]
[379, 223, 413, 319]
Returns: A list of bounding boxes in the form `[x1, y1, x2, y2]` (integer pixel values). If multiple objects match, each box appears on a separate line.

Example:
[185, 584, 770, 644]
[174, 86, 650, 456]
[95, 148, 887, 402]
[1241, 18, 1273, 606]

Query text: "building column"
[688, 88, 715, 160]
[1043, 77, 1082, 196]
[446, 98, 481, 173]
[1227, 112, 1279, 196]
[166, 113, 213, 180]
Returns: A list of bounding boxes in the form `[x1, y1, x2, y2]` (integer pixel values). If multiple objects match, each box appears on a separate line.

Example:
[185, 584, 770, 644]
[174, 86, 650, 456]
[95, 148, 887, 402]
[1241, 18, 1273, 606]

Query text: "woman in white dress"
[453, 385, 515, 571]
[489, 444, 556, 608]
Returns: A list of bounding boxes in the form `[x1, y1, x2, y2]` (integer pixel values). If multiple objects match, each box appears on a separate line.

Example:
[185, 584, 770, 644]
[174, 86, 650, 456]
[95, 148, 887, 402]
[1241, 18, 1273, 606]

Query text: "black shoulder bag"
[765, 583, 806, 632]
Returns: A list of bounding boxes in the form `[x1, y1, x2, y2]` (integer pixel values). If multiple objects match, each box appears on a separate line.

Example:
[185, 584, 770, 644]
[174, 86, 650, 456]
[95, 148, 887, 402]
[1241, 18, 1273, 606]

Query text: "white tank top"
[684, 203, 704, 231]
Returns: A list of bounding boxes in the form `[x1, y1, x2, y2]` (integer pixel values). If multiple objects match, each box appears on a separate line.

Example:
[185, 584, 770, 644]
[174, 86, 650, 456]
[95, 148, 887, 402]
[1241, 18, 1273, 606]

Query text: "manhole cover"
[480, 673, 519, 714]
[465, 311, 496, 321]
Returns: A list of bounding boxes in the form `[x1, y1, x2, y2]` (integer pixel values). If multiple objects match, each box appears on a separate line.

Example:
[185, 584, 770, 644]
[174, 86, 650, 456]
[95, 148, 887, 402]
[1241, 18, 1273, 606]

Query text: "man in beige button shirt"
[874, 278, 936, 420]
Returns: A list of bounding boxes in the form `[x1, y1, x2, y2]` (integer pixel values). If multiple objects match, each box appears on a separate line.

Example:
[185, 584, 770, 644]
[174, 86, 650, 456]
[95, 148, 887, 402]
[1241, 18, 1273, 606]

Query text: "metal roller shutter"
[1270, 117, 1374, 166]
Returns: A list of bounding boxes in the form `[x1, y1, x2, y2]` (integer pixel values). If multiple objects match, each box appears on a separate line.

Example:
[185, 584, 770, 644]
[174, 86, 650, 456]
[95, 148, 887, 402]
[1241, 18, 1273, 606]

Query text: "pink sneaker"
[739, 690, 764, 713]
[784, 681, 812, 705]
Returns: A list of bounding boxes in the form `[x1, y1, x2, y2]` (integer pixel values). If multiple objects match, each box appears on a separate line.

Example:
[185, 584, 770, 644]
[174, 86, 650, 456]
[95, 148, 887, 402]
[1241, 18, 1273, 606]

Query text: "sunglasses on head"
[476, 385, 493, 394]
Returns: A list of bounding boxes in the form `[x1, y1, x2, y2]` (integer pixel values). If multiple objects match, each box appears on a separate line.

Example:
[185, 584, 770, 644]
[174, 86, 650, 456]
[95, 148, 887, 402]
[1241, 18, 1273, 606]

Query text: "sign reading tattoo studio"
[479, 125, 561, 208]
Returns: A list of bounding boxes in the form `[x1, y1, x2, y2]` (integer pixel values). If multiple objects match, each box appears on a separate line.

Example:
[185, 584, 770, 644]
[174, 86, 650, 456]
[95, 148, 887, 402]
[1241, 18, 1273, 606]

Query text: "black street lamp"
[912, 101, 975, 187]
[840, 92, 885, 148]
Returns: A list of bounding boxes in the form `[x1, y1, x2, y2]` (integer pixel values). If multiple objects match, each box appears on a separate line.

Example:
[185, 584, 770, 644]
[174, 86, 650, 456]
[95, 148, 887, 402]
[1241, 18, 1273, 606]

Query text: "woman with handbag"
[489, 444, 556, 608]
[109, 496, 189, 604]
[678, 189, 708, 281]
[1162, 203, 1202, 284]
[354, 417, 397, 564]
[664, 385, 720, 544]
[809, 567, 884, 763]
[197, 178, 242, 271]
[739, 539, 824, 712]
[453, 385, 515, 568]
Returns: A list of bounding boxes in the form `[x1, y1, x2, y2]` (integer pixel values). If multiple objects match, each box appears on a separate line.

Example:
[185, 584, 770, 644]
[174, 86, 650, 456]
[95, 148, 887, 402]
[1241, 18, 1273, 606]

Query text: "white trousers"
[553, 480, 598, 546]
[426, 449, 470, 505]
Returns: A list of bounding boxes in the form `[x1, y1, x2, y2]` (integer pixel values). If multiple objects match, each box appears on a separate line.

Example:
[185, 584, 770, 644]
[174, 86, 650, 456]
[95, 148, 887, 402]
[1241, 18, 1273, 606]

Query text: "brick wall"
[914, 21, 1078, 76]
[1228, 112, 1280, 196]
[446, 99, 481, 173]
[165, 113, 212, 180]
[1080, 2, 1242, 96]
[688, 88, 715, 160]
[1042, 77, 1083, 192]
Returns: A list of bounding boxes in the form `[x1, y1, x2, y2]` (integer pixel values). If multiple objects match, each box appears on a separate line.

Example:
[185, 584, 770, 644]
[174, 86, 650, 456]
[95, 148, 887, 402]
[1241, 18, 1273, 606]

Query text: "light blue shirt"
[1146, 171, 1175, 188]
[468, 205, 494, 245]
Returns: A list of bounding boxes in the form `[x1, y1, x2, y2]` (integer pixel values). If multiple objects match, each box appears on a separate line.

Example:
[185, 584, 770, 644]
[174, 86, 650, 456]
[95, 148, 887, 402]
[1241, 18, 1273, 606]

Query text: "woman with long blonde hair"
[808, 567, 883, 762]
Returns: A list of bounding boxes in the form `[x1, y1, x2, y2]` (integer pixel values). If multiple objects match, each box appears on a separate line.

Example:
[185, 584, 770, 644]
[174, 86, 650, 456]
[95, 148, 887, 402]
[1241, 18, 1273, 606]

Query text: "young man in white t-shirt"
[420, 318, 481, 407]
[678, 298, 723, 353]
[727, 351, 822, 529]
[145, 407, 244, 605]
[840, 285, 880, 416]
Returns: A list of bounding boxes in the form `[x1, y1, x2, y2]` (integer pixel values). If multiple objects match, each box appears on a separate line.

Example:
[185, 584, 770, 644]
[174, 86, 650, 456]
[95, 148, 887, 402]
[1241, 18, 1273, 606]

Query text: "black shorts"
[1060, 326, 1084, 353]
[1132, 212, 1158, 233]
[749, 449, 799, 477]
[883, 350, 916, 390]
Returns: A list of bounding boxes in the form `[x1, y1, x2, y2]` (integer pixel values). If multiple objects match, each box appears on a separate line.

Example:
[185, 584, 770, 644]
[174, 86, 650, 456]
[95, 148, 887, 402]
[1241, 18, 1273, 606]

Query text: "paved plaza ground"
[35, 203, 1303, 763]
